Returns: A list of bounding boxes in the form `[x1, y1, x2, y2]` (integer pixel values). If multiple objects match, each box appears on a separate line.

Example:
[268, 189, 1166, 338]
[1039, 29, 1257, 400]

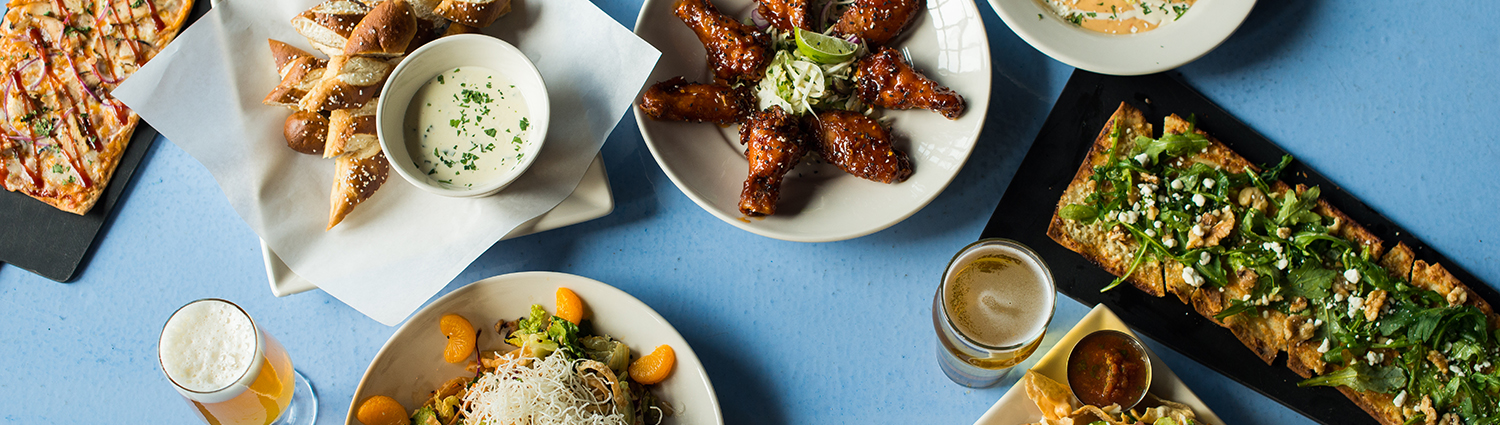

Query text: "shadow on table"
[1188, 0, 1322, 75]
[690, 332, 788, 424]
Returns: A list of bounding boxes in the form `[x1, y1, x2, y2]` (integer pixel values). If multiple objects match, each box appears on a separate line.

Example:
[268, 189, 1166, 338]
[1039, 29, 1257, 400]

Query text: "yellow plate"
[973, 304, 1224, 425]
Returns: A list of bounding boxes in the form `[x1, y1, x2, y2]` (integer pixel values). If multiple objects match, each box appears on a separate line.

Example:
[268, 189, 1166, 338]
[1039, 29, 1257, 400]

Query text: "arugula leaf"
[1060, 204, 1098, 222]
[1133, 132, 1210, 164]
[1298, 362, 1406, 393]
[1285, 262, 1336, 300]
[1274, 186, 1323, 226]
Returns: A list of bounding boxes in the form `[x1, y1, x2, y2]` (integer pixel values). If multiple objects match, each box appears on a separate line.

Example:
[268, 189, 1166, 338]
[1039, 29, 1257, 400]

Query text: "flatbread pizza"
[0, 0, 194, 214]
[1049, 103, 1499, 425]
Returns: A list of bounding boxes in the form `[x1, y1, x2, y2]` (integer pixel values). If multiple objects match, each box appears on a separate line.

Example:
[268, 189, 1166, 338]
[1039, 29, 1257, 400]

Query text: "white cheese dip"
[404, 66, 532, 189]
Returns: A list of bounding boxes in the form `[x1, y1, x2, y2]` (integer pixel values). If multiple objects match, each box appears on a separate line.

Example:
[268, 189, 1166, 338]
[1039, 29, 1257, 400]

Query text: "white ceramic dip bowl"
[378, 34, 550, 198]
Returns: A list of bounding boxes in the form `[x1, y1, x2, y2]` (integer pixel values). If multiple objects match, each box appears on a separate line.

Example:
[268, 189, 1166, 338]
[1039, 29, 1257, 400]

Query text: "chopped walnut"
[1187, 208, 1236, 249]
[1147, 205, 1160, 221]
[1439, 413, 1461, 425]
[1238, 187, 1269, 212]
[1107, 225, 1129, 242]
[1284, 315, 1316, 343]
[1417, 396, 1437, 425]
[1447, 287, 1469, 306]
[1364, 290, 1388, 322]
[1429, 350, 1449, 375]
[1207, 206, 1235, 245]
[1289, 296, 1309, 313]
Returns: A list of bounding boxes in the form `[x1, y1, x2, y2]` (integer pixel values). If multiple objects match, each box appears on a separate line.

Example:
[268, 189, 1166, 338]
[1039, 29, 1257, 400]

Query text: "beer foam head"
[159, 300, 259, 393]
[943, 242, 1055, 348]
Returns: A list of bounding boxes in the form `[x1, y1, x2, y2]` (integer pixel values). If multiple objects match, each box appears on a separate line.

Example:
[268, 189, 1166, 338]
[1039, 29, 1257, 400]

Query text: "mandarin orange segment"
[355, 395, 410, 425]
[629, 344, 676, 385]
[439, 314, 476, 364]
[555, 287, 585, 324]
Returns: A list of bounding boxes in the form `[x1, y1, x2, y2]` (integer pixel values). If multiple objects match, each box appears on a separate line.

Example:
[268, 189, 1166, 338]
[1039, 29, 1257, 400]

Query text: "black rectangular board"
[0, 0, 213, 282]
[980, 69, 1500, 424]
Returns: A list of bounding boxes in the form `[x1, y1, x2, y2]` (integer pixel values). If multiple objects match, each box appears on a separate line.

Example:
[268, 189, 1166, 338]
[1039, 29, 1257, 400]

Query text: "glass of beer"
[933, 238, 1056, 388]
[158, 299, 317, 425]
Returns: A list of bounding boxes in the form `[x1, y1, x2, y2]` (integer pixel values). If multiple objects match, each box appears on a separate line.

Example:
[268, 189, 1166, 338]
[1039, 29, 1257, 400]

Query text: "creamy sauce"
[404, 67, 532, 189]
[1043, 0, 1196, 34]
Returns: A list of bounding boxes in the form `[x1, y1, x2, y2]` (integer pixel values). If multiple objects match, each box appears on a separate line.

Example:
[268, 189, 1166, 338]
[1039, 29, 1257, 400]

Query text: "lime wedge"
[795, 28, 857, 64]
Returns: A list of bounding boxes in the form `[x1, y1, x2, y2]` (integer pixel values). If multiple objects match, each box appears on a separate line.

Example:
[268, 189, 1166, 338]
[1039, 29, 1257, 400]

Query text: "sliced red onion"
[819, 0, 837, 29]
[749, 8, 770, 31]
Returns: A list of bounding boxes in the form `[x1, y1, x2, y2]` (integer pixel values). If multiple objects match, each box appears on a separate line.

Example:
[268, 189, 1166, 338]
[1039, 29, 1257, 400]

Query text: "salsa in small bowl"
[1066, 329, 1153, 409]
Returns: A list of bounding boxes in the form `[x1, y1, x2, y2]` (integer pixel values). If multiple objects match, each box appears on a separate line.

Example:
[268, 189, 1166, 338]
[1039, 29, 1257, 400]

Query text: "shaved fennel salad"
[754, 27, 866, 115]
[355, 289, 676, 425]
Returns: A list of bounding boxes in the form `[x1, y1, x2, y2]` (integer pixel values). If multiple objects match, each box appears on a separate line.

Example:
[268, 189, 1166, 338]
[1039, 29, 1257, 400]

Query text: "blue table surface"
[3, 0, 1497, 423]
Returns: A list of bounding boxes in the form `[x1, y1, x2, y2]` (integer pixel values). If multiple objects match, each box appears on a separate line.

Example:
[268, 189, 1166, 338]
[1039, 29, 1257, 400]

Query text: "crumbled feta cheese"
[1134, 153, 1151, 165]
[1348, 296, 1365, 318]
[1105, 210, 1118, 221]
[1153, 221, 1162, 228]
[1268, 242, 1283, 254]
[1334, 293, 1346, 302]
[1203, 178, 1215, 189]
[1261, 310, 1268, 318]
[1171, 179, 1184, 190]
[1276, 258, 1289, 270]
[1241, 294, 1251, 301]
[1200, 252, 1211, 266]
[1192, 193, 1206, 207]
[1162, 237, 1177, 248]
[1181, 266, 1204, 288]
[1317, 339, 1330, 353]
[1344, 269, 1361, 284]
[1450, 365, 1466, 377]
[1145, 229, 1157, 237]
[1276, 227, 1292, 239]
[1393, 390, 1407, 407]
[1366, 351, 1382, 364]
[1191, 224, 1205, 237]
[1121, 211, 1139, 224]
[1314, 319, 1323, 326]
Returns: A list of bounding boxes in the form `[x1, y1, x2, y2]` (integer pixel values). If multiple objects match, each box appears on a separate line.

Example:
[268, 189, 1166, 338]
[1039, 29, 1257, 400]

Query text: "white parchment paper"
[112, 0, 660, 325]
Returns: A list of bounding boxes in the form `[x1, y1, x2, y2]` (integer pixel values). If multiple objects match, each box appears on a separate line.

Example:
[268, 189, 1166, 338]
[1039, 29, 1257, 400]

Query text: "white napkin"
[113, 0, 660, 325]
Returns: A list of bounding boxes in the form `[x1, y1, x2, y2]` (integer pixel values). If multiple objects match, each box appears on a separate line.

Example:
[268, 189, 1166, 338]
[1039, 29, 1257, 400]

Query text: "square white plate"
[261, 154, 614, 296]
[975, 304, 1224, 425]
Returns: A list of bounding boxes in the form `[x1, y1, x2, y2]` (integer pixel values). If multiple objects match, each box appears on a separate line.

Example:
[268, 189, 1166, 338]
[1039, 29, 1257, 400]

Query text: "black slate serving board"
[0, 0, 212, 282]
[980, 69, 1499, 424]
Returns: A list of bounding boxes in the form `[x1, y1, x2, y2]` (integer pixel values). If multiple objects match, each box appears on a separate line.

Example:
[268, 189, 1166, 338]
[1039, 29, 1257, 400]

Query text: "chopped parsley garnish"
[518, 117, 529, 131]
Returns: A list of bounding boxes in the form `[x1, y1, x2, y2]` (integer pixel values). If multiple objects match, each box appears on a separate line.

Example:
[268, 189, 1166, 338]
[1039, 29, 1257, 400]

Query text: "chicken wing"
[676, 0, 771, 82]
[809, 110, 912, 183]
[831, 0, 923, 46]
[738, 106, 809, 216]
[638, 77, 756, 125]
[854, 46, 965, 119]
[757, 0, 811, 32]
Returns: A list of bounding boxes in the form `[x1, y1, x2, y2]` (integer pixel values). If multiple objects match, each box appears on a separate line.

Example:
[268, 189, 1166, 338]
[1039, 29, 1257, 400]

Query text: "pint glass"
[933, 239, 1057, 388]
[158, 299, 317, 425]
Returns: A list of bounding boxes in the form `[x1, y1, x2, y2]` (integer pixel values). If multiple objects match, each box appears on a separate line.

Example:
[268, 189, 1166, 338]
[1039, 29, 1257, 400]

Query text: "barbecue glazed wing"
[809, 110, 912, 183]
[831, 0, 923, 46]
[758, 0, 811, 31]
[738, 106, 809, 216]
[854, 46, 965, 119]
[639, 77, 756, 125]
[676, 0, 771, 82]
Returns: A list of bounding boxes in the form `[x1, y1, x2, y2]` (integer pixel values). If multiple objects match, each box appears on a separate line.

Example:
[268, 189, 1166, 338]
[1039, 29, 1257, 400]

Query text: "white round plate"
[632, 0, 992, 242]
[987, 0, 1255, 75]
[346, 272, 722, 425]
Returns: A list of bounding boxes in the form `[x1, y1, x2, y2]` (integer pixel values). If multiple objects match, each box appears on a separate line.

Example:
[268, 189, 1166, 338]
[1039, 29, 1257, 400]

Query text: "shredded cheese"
[462, 354, 629, 425]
